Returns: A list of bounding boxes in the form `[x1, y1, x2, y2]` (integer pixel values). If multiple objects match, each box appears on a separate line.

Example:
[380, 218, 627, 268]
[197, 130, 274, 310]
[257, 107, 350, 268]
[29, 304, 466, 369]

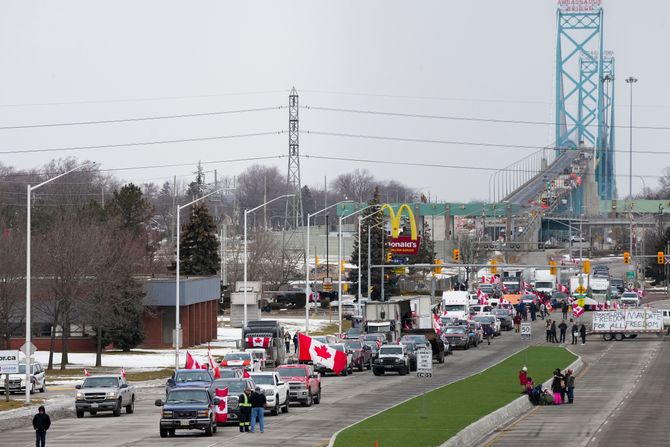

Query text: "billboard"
[382, 203, 420, 255]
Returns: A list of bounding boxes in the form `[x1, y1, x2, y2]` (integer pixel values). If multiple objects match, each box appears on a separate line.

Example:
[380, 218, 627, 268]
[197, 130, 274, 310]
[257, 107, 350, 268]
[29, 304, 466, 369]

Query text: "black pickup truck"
[155, 387, 220, 438]
[401, 328, 446, 363]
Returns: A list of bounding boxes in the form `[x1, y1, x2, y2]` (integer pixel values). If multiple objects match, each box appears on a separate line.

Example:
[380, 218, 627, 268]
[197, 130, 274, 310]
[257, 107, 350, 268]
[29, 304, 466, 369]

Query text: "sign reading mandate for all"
[0, 350, 20, 374]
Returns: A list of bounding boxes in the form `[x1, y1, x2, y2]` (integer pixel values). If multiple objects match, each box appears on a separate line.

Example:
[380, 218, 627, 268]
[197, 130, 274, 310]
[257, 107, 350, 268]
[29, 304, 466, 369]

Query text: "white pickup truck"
[75, 375, 135, 418]
[250, 371, 290, 416]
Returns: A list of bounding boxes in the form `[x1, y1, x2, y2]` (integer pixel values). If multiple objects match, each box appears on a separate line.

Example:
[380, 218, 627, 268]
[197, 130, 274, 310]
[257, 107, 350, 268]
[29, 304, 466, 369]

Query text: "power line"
[0, 130, 284, 155]
[303, 105, 670, 131]
[0, 106, 283, 131]
[302, 130, 670, 155]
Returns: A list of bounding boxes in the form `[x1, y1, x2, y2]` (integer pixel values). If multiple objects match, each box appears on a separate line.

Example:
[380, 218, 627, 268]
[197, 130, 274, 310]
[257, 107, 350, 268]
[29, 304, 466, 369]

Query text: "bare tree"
[0, 225, 24, 349]
[332, 169, 375, 203]
[236, 165, 285, 229]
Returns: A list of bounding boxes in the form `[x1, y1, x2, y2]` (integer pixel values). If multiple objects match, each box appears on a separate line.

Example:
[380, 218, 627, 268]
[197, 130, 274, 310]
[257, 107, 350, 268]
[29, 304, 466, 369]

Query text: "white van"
[620, 292, 640, 307]
[441, 291, 469, 320]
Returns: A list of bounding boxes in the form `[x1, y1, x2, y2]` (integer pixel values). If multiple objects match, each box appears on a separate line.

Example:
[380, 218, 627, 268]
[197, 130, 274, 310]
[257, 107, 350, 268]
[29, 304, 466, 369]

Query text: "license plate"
[178, 419, 191, 425]
[90, 403, 98, 409]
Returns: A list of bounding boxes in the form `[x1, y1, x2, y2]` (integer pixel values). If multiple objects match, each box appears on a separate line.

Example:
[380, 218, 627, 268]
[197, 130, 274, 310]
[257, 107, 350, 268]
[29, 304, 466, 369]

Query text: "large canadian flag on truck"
[246, 337, 271, 348]
[298, 333, 346, 375]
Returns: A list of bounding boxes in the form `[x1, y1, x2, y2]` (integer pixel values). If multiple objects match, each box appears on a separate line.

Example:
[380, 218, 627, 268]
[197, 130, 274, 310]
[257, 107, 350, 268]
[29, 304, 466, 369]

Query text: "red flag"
[84, 368, 90, 377]
[545, 302, 553, 313]
[213, 367, 221, 379]
[572, 305, 584, 318]
[242, 369, 251, 379]
[214, 387, 228, 423]
[246, 337, 271, 348]
[186, 351, 201, 370]
[298, 333, 347, 375]
[120, 367, 126, 379]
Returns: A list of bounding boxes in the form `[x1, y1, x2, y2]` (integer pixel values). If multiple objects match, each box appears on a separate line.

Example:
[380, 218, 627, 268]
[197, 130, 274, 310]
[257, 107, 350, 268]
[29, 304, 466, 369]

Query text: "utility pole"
[625, 76, 638, 283]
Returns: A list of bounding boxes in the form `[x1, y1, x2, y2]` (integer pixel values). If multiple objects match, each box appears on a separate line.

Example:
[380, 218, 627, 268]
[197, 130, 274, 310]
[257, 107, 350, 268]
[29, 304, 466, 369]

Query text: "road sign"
[575, 285, 586, 294]
[416, 349, 432, 378]
[520, 322, 531, 339]
[0, 350, 20, 374]
[20, 342, 36, 358]
[577, 298, 585, 307]
[627, 271, 634, 280]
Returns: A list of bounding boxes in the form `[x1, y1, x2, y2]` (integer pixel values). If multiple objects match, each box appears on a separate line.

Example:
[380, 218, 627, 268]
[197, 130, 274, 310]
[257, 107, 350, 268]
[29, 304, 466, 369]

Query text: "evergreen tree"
[416, 219, 436, 264]
[348, 187, 385, 300]
[175, 203, 221, 275]
[102, 274, 146, 351]
[108, 183, 153, 235]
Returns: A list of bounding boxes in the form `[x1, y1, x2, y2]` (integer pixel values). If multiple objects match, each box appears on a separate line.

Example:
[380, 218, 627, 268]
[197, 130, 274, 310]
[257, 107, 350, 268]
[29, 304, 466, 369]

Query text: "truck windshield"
[250, 375, 274, 385]
[224, 353, 251, 361]
[175, 371, 212, 383]
[443, 305, 466, 312]
[82, 377, 118, 388]
[367, 325, 389, 333]
[212, 379, 249, 394]
[445, 327, 465, 334]
[478, 285, 493, 293]
[535, 282, 553, 289]
[166, 389, 209, 404]
[277, 368, 306, 378]
[504, 284, 520, 293]
[379, 347, 403, 355]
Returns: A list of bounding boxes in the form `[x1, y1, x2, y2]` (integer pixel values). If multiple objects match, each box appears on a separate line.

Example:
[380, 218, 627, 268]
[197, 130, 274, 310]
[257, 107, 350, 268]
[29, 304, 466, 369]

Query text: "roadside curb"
[439, 349, 583, 447]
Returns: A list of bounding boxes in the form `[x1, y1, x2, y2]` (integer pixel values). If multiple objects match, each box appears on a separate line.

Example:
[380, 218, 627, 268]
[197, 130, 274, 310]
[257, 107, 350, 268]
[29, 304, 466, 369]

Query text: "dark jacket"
[550, 322, 557, 334]
[571, 324, 579, 334]
[250, 391, 267, 408]
[551, 375, 563, 393]
[579, 325, 587, 336]
[483, 325, 493, 336]
[558, 322, 568, 333]
[33, 413, 51, 432]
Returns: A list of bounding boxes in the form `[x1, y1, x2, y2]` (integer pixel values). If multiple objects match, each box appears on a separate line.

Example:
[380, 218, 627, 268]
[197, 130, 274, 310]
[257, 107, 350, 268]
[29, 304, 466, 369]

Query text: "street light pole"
[26, 162, 93, 404]
[243, 194, 294, 330]
[626, 76, 638, 275]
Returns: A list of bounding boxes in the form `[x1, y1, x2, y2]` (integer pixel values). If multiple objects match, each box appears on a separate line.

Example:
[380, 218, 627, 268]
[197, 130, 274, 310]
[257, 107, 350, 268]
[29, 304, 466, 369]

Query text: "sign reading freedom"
[390, 236, 421, 255]
[591, 310, 663, 332]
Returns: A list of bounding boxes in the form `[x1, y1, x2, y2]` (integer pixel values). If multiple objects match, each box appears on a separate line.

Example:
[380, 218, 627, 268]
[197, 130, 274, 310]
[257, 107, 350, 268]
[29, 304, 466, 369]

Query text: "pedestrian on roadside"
[579, 324, 587, 345]
[249, 387, 267, 433]
[32, 405, 51, 447]
[558, 369, 567, 403]
[519, 366, 528, 393]
[519, 301, 527, 321]
[558, 320, 568, 343]
[513, 313, 522, 333]
[562, 300, 568, 320]
[524, 376, 535, 395]
[484, 324, 493, 345]
[530, 302, 537, 321]
[551, 369, 563, 405]
[284, 332, 291, 355]
[237, 388, 252, 432]
[293, 331, 299, 354]
[571, 319, 579, 345]
[550, 320, 558, 343]
[545, 319, 552, 342]
[540, 302, 546, 320]
[566, 369, 576, 403]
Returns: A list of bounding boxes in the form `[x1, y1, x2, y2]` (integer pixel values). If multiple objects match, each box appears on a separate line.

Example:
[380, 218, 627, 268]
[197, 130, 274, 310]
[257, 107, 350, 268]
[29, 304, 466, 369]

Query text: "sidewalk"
[481, 335, 663, 446]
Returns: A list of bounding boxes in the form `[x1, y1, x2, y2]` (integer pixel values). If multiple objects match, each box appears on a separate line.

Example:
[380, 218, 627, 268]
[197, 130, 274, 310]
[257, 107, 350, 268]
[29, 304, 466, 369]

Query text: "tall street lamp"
[625, 76, 638, 272]
[304, 201, 351, 335]
[338, 205, 377, 334]
[26, 162, 94, 403]
[175, 189, 224, 369]
[357, 209, 385, 315]
[244, 195, 294, 329]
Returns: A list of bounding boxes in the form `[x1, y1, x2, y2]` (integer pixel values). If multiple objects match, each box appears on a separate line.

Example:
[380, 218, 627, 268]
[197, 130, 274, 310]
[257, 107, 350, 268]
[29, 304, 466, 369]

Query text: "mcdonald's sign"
[382, 203, 420, 255]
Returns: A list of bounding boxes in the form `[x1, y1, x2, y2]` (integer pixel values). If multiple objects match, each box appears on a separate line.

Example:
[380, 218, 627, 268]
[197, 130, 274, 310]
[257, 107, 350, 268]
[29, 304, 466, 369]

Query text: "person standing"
[551, 369, 563, 405]
[293, 331, 299, 354]
[571, 319, 579, 345]
[33, 405, 51, 447]
[284, 332, 291, 355]
[562, 301, 568, 320]
[540, 302, 546, 320]
[237, 388, 252, 432]
[550, 320, 558, 343]
[249, 387, 267, 433]
[518, 366, 528, 393]
[579, 324, 587, 345]
[484, 324, 493, 345]
[513, 313, 522, 333]
[558, 320, 568, 343]
[566, 369, 576, 403]
[558, 369, 567, 403]
[545, 319, 552, 342]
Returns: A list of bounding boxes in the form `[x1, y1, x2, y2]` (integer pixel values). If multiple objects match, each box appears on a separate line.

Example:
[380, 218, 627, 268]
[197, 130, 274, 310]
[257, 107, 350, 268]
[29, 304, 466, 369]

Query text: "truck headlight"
[162, 410, 173, 418]
[197, 409, 209, 418]
[395, 358, 403, 363]
[263, 389, 273, 396]
[106, 391, 117, 399]
[76, 392, 85, 400]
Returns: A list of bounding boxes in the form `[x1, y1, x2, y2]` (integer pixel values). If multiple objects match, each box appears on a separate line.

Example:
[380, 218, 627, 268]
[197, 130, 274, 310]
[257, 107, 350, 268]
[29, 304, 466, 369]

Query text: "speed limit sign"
[520, 322, 531, 339]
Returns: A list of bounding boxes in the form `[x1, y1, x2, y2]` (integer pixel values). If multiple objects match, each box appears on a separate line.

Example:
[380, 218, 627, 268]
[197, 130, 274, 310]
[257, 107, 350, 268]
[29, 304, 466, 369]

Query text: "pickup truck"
[165, 369, 214, 396]
[372, 344, 410, 376]
[344, 339, 373, 371]
[402, 329, 446, 363]
[75, 375, 135, 418]
[250, 371, 290, 415]
[155, 387, 219, 437]
[276, 364, 321, 407]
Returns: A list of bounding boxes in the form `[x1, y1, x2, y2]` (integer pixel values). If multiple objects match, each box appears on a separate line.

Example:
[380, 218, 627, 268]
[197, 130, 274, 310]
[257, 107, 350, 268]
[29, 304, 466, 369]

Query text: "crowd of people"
[510, 293, 588, 345]
[520, 366, 576, 406]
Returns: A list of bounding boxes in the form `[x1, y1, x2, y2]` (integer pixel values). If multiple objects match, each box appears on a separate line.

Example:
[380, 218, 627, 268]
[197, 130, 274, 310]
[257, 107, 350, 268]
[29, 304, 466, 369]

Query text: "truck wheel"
[314, 388, 321, 405]
[358, 362, 364, 372]
[159, 428, 168, 438]
[399, 366, 407, 376]
[373, 368, 383, 376]
[126, 396, 135, 414]
[603, 333, 613, 341]
[614, 333, 625, 341]
[76, 410, 84, 419]
[282, 394, 290, 412]
[39, 382, 46, 393]
[271, 398, 279, 416]
[366, 361, 371, 370]
[113, 399, 122, 417]
[205, 418, 213, 436]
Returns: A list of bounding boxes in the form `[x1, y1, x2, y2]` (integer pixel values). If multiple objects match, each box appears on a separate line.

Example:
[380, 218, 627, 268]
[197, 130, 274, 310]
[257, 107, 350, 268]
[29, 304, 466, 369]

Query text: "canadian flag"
[246, 337, 271, 348]
[545, 302, 553, 313]
[207, 346, 221, 379]
[120, 367, 126, 379]
[572, 305, 584, 318]
[557, 283, 569, 293]
[502, 283, 509, 293]
[186, 351, 201, 370]
[298, 333, 347, 375]
[84, 368, 90, 377]
[214, 387, 228, 423]
[242, 369, 251, 379]
[612, 301, 618, 309]
[432, 314, 441, 335]
[523, 281, 531, 290]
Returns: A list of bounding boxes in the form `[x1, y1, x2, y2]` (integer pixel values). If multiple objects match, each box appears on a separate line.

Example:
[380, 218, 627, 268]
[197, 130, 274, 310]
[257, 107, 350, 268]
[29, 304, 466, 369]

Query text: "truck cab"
[441, 291, 470, 321]
[156, 387, 218, 437]
[75, 375, 135, 418]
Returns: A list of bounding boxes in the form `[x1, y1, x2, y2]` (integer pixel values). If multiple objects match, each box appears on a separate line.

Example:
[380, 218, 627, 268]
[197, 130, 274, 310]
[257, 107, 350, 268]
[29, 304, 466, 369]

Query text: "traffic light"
[659, 251, 665, 265]
[453, 248, 460, 262]
[434, 259, 443, 274]
[549, 260, 557, 276]
[490, 259, 497, 275]
[582, 259, 591, 274]
[623, 252, 631, 264]
[315, 256, 320, 268]
[386, 251, 392, 263]
[340, 260, 345, 273]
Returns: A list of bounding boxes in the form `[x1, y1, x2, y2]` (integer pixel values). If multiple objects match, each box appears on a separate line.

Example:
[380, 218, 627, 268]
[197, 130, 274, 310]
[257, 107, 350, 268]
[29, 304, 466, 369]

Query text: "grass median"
[333, 346, 576, 447]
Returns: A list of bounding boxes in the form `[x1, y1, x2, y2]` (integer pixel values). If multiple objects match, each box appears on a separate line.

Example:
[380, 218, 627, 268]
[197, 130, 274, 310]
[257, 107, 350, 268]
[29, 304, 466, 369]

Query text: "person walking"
[484, 324, 493, 345]
[518, 366, 528, 393]
[566, 369, 576, 403]
[562, 301, 568, 320]
[540, 302, 546, 320]
[513, 313, 522, 333]
[545, 319, 552, 342]
[530, 302, 537, 321]
[571, 319, 579, 345]
[237, 388, 252, 432]
[249, 387, 267, 433]
[519, 302, 526, 321]
[293, 331, 299, 354]
[558, 320, 568, 343]
[33, 406, 51, 447]
[551, 321, 559, 343]
[579, 324, 587, 345]
[551, 369, 563, 405]
[284, 332, 291, 355]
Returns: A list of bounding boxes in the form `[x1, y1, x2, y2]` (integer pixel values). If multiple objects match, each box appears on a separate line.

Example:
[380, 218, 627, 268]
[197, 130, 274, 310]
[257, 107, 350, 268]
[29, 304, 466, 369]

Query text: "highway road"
[0, 321, 546, 447]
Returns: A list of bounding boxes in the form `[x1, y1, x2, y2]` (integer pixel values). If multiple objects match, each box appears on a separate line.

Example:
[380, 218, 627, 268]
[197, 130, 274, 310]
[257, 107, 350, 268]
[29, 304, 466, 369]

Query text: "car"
[245, 348, 269, 370]
[493, 309, 513, 331]
[620, 291, 640, 307]
[344, 339, 373, 371]
[276, 364, 321, 407]
[75, 375, 135, 418]
[443, 326, 477, 349]
[372, 344, 410, 376]
[217, 368, 244, 379]
[313, 344, 353, 376]
[399, 334, 430, 351]
[166, 369, 214, 396]
[610, 286, 621, 299]
[219, 351, 261, 372]
[1, 362, 46, 394]
[209, 378, 255, 424]
[250, 372, 289, 416]
[473, 315, 501, 336]
[156, 387, 219, 437]
[470, 305, 493, 315]
[611, 278, 625, 294]
[470, 321, 483, 344]
[345, 327, 363, 339]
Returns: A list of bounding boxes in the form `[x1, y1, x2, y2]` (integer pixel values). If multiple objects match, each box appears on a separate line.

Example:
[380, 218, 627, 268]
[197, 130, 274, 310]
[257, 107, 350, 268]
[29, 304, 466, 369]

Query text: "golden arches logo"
[381, 203, 418, 240]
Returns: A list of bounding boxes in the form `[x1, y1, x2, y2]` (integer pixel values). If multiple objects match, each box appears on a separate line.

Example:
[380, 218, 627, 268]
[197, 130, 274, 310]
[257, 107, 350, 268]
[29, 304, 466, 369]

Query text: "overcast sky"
[0, 0, 668, 202]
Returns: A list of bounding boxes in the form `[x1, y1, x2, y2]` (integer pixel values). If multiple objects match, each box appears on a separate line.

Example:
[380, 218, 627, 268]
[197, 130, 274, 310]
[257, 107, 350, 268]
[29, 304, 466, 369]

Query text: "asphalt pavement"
[0, 319, 548, 447]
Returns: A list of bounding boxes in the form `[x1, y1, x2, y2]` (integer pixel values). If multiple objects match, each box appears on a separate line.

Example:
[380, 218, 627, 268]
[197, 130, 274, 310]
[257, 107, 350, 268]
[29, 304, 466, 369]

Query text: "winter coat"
[567, 375, 576, 389]
[551, 375, 563, 393]
[250, 391, 267, 408]
[32, 413, 51, 432]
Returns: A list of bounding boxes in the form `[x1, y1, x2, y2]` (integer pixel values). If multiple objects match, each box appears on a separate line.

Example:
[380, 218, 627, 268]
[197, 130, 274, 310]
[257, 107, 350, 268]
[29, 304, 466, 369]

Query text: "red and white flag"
[242, 369, 251, 378]
[557, 283, 569, 293]
[186, 351, 201, 370]
[432, 313, 441, 335]
[84, 368, 90, 377]
[120, 367, 126, 379]
[246, 337, 271, 348]
[572, 305, 584, 318]
[545, 302, 553, 313]
[523, 281, 531, 290]
[298, 333, 347, 375]
[214, 387, 228, 423]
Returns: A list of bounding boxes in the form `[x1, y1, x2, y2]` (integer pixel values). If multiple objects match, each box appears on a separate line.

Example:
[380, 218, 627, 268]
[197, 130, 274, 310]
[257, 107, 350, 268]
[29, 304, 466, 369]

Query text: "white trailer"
[534, 269, 555, 295]
[591, 309, 664, 341]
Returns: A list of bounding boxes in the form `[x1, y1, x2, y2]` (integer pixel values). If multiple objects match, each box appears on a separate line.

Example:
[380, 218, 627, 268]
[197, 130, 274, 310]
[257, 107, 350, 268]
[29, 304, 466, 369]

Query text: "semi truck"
[534, 270, 555, 296]
[389, 295, 434, 329]
[589, 277, 610, 302]
[441, 291, 469, 320]
[242, 320, 287, 367]
[364, 301, 411, 342]
[591, 309, 664, 341]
